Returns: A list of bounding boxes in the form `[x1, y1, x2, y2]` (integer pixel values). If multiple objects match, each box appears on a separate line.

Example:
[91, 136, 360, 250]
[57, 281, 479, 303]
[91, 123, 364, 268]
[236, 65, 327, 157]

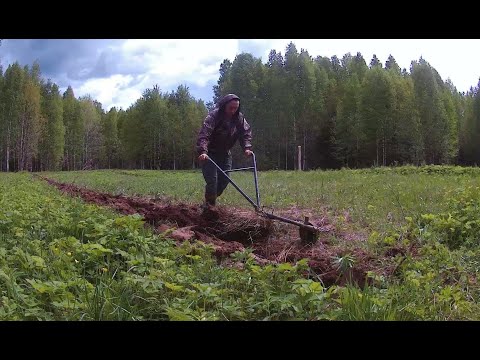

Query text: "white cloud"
[139, 40, 239, 86]
[70, 39, 480, 111]
[76, 74, 140, 109]
[74, 39, 241, 110]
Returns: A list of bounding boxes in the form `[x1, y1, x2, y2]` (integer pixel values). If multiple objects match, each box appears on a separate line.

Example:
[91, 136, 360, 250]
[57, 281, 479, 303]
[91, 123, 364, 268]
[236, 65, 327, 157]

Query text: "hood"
[217, 93, 240, 108]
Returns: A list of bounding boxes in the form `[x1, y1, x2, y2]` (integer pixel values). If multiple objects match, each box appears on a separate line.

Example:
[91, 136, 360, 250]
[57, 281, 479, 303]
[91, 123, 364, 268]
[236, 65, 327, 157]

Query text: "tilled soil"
[40, 176, 400, 287]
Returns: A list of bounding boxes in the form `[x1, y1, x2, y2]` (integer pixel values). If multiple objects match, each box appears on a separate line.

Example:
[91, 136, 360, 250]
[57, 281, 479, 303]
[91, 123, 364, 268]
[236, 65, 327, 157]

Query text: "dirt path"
[39, 176, 398, 287]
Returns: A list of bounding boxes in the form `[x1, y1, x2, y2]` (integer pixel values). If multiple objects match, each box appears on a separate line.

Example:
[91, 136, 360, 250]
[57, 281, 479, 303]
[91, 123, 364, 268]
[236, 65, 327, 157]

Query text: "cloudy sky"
[1, 39, 479, 111]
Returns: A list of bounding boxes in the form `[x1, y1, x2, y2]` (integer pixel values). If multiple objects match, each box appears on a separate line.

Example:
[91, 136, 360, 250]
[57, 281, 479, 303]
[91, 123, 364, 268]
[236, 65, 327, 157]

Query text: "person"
[196, 93, 253, 208]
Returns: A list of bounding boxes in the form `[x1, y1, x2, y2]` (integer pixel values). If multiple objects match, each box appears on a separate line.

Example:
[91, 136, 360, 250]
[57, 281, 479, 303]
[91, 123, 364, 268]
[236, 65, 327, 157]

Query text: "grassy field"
[44, 165, 480, 234]
[2, 165, 480, 320]
[0, 172, 334, 320]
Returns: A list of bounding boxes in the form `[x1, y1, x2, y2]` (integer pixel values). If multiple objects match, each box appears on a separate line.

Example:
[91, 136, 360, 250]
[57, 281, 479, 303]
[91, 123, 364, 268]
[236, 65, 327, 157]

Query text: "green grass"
[0, 172, 334, 320]
[44, 165, 480, 234]
[3, 166, 480, 320]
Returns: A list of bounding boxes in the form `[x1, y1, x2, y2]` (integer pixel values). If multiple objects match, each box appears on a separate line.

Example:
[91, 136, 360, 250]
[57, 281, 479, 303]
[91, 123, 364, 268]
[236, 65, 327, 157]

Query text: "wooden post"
[297, 145, 302, 171]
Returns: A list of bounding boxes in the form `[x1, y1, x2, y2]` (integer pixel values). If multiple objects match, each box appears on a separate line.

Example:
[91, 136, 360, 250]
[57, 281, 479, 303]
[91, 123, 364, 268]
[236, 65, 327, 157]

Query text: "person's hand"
[244, 149, 253, 157]
[198, 153, 208, 162]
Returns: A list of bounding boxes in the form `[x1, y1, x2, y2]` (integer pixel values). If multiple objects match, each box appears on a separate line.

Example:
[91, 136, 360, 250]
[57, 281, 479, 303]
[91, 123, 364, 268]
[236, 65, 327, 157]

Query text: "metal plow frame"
[206, 153, 319, 242]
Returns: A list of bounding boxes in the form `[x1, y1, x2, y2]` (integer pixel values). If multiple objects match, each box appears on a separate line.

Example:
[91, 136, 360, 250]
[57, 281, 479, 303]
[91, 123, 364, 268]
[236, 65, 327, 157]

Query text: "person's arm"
[196, 112, 216, 156]
[239, 116, 253, 155]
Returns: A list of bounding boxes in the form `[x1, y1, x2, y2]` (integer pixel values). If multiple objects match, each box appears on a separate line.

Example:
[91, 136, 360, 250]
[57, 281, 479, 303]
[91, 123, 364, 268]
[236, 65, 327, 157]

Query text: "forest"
[1, 41, 479, 172]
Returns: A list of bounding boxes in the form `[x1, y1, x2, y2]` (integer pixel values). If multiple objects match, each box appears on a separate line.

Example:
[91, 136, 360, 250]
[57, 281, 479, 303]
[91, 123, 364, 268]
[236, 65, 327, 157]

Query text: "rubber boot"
[205, 193, 216, 206]
[201, 193, 218, 219]
[201, 193, 216, 211]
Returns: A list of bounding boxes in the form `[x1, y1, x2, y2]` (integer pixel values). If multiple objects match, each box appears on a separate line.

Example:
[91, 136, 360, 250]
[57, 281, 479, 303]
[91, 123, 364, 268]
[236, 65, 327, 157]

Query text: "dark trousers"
[201, 151, 232, 197]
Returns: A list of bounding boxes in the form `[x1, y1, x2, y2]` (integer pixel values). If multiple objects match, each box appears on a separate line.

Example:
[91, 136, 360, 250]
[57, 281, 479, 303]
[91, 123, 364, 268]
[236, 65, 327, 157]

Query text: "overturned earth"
[40, 176, 403, 287]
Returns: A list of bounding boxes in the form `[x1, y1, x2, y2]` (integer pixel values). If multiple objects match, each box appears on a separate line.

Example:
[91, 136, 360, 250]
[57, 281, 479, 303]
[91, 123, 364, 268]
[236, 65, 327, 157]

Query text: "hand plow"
[206, 153, 320, 244]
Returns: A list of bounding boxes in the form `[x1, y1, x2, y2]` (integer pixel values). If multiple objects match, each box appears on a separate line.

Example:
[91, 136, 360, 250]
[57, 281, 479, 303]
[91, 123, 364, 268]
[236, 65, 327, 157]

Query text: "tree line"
[213, 42, 480, 170]
[1, 41, 480, 172]
[0, 61, 207, 171]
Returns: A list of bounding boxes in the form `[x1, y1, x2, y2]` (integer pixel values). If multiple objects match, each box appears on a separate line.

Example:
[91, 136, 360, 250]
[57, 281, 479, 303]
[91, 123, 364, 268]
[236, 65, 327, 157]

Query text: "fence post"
[297, 146, 302, 171]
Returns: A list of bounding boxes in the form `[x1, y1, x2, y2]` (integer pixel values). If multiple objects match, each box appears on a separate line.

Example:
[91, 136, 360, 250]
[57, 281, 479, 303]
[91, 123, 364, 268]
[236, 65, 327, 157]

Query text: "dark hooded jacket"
[196, 94, 253, 155]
